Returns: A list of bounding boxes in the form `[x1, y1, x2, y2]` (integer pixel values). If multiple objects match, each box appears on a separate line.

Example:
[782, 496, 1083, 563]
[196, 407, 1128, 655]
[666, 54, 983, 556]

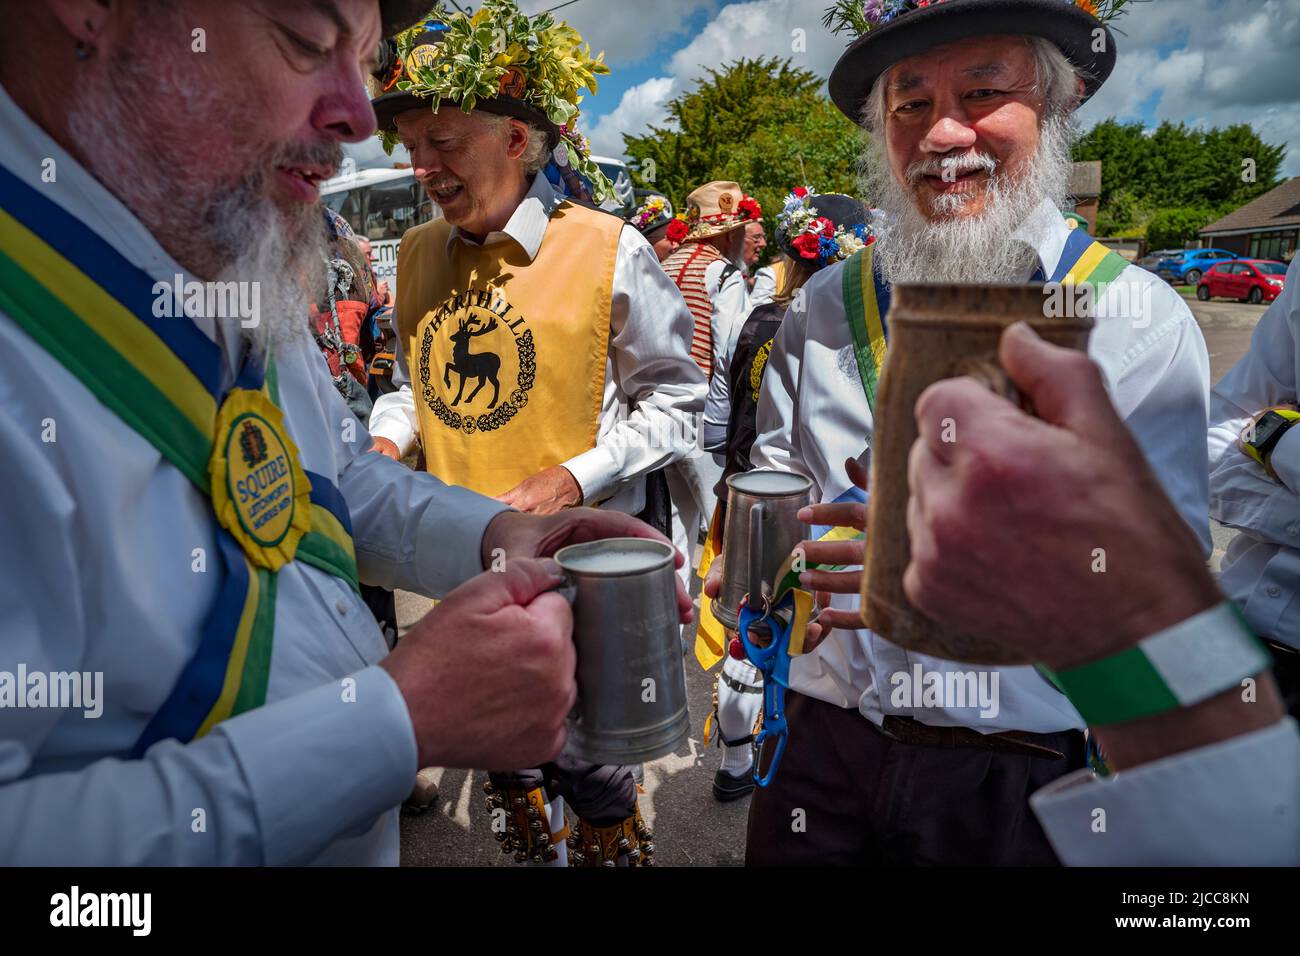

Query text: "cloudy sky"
[515, 0, 1300, 177]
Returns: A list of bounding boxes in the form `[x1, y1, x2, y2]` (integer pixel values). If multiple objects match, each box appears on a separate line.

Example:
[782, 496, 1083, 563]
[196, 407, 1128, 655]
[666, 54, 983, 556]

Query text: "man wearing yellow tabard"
[367, 3, 706, 866]
[0, 0, 691, 866]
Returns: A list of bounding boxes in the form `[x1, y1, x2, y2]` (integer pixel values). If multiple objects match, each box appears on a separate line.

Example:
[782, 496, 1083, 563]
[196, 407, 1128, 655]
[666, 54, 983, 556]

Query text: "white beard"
[861, 111, 1077, 285]
[65, 22, 332, 357]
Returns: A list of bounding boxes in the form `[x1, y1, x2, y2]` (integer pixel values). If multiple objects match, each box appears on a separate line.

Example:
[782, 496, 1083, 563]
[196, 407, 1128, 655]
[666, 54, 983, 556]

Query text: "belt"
[1266, 639, 1300, 660]
[877, 715, 1067, 760]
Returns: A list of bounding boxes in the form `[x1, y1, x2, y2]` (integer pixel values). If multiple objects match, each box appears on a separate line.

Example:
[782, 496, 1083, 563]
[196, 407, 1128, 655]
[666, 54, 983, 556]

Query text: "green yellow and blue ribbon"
[0, 165, 360, 755]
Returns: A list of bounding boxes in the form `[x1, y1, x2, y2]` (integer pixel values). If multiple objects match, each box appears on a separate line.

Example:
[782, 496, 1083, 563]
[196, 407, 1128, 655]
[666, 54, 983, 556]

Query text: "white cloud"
[581, 0, 852, 157]
[585, 76, 679, 157]
[517, 0, 716, 66]
[1081, 0, 1300, 175]
[583, 0, 1300, 178]
[666, 0, 845, 80]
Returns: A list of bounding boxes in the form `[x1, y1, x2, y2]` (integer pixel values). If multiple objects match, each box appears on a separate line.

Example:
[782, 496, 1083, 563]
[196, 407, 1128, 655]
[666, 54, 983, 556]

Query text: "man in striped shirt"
[661, 182, 759, 576]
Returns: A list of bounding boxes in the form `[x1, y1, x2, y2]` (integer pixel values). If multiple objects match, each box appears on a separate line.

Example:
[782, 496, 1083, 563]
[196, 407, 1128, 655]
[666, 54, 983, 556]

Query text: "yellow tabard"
[396, 201, 620, 497]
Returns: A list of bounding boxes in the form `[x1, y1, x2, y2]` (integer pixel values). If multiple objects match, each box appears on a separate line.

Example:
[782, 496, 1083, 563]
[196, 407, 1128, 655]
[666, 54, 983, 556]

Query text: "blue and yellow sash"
[0, 165, 360, 755]
[842, 230, 1128, 415]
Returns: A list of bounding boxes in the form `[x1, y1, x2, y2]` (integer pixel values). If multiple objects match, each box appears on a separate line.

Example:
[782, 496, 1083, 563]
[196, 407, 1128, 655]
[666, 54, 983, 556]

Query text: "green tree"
[1146, 206, 1218, 250]
[622, 58, 864, 256]
[1073, 119, 1286, 238]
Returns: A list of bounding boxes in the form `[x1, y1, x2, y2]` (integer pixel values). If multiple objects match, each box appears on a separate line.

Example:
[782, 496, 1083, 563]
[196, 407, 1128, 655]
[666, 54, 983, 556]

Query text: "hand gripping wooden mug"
[860, 283, 1093, 664]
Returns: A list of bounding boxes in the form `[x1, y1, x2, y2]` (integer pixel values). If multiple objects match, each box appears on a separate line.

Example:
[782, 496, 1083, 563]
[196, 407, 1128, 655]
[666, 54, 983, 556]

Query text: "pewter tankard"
[555, 538, 689, 765]
[714, 469, 815, 631]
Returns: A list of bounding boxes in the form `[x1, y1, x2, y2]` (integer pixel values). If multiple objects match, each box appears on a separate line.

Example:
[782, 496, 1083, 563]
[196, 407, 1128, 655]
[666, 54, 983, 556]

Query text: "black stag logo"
[444, 315, 501, 408]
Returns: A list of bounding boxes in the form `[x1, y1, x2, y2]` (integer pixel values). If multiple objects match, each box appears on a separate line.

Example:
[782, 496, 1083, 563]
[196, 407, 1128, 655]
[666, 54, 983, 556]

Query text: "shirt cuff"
[1269, 423, 1300, 494]
[213, 665, 418, 866]
[562, 446, 618, 505]
[368, 398, 418, 456]
[1030, 718, 1300, 866]
[414, 484, 511, 595]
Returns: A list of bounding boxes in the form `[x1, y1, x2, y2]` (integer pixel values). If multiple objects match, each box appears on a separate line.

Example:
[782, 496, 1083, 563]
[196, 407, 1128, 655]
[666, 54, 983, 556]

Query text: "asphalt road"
[396, 292, 1269, 867]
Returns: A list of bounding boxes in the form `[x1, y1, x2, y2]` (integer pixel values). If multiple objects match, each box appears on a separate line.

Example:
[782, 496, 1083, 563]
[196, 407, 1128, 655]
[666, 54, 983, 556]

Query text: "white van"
[321, 148, 634, 293]
[321, 164, 437, 297]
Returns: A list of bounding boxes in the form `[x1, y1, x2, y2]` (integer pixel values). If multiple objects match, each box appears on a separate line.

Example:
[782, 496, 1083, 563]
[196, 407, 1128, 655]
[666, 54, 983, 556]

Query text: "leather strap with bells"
[567, 806, 655, 867]
[482, 781, 567, 864]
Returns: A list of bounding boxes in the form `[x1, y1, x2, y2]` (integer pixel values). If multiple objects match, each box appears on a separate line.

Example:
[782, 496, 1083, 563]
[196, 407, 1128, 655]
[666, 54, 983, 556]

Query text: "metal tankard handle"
[747, 500, 770, 615]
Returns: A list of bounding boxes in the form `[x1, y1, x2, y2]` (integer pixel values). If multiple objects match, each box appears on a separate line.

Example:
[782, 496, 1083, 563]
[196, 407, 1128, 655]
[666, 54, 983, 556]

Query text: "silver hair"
[481, 112, 553, 176]
[855, 36, 1085, 286]
[859, 35, 1086, 134]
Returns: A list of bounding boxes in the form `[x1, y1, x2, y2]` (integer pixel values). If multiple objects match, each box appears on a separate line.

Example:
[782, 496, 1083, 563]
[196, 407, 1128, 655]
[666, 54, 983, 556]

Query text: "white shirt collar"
[0, 82, 238, 359]
[1010, 197, 1073, 280]
[444, 173, 564, 262]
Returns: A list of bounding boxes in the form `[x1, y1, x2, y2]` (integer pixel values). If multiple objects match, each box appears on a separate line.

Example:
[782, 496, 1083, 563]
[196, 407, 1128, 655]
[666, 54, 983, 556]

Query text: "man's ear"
[45, 0, 113, 49]
[504, 118, 530, 162]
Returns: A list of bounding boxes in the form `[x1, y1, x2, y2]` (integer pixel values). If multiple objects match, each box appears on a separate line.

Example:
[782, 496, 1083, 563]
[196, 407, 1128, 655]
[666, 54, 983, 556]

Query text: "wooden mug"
[860, 283, 1093, 664]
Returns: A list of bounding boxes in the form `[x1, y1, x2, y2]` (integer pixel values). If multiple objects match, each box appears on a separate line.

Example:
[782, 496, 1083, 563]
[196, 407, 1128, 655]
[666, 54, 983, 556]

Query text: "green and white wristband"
[1039, 602, 1272, 726]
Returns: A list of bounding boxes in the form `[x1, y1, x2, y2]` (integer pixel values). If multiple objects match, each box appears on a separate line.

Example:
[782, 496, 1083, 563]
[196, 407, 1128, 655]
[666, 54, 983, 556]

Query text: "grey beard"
[65, 30, 331, 356]
[860, 111, 1078, 286]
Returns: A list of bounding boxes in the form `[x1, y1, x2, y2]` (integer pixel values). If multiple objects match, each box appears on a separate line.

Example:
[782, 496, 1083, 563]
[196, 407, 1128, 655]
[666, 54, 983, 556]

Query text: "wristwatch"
[1242, 408, 1300, 479]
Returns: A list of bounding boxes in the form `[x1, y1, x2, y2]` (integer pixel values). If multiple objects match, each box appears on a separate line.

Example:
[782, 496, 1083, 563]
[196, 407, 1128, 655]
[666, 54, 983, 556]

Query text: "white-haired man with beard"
[0, 0, 692, 866]
[739, 0, 1211, 865]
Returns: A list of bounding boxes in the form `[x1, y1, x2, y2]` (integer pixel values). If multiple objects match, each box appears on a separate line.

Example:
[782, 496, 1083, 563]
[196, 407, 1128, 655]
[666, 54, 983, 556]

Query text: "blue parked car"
[1157, 248, 1238, 285]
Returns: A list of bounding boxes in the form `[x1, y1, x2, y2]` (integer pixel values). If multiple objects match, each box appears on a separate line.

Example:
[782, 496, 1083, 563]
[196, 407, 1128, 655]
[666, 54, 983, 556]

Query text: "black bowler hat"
[826, 0, 1120, 124]
[380, 1, 434, 35]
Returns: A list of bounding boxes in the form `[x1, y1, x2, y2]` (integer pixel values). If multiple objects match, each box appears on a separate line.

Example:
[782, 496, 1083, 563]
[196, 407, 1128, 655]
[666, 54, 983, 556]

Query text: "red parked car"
[1197, 259, 1288, 304]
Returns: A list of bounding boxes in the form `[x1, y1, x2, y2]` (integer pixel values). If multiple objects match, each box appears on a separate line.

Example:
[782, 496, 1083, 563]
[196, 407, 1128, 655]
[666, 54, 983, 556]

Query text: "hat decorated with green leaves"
[372, 0, 611, 198]
[824, 0, 1136, 123]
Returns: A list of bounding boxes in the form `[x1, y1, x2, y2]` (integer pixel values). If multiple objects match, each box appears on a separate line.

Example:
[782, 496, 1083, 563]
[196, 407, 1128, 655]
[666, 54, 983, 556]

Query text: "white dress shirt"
[1032, 718, 1300, 865]
[701, 259, 751, 452]
[750, 265, 777, 308]
[0, 84, 509, 865]
[1209, 256, 1300, 649]
[752, 198, 1213, 734]
[369, 174, 707, 514]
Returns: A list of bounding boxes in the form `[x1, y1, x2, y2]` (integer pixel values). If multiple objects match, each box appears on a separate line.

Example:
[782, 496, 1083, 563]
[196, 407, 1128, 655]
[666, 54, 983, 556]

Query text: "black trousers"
[1266, 641, 1300, 721]
[489, 756, 637, 827]
[746, 691, 1086, 866]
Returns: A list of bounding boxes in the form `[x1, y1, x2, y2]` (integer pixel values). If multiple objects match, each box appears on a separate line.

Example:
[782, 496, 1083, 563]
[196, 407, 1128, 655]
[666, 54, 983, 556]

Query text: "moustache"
[421, 175, 465, 191]
[270, 141, 344, 180]
[907, 151, 999, 185]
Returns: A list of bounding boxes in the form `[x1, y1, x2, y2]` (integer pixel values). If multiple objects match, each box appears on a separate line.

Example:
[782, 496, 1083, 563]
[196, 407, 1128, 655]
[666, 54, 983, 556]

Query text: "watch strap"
[1039, 602, 1272, 726]
[1243, 407, 1300, 473]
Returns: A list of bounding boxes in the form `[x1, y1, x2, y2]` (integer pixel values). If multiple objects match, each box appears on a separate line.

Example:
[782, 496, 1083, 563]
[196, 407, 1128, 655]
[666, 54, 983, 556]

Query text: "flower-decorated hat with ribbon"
[776, 188, 875, 270]
[824, 0, 1136, 123]
[681, 181, 763, 242]
[371, 0, 611, 197]
[627, 193, 676, 238]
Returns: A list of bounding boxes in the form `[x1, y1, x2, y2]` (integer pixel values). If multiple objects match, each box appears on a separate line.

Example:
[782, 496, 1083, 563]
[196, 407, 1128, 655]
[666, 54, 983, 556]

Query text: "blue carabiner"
[737, 594, 797, 787]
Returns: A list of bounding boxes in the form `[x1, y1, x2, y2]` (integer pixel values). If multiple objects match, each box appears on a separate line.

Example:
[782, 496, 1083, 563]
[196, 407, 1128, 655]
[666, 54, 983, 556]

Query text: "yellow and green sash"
[694, 232, 1129, 666]
[0, 165, 360, 756]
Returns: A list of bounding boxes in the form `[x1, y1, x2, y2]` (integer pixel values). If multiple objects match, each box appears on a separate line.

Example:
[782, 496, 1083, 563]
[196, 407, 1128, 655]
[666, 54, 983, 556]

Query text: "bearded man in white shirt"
[738, 0, 1212, 865]
[0, 0, 693, 866]
[366, 5, 706, 866]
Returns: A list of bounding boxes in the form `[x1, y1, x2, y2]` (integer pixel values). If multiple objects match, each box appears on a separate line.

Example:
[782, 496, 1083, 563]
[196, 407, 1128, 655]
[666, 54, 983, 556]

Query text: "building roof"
[1070, 161, 1101, 199]
[1201, 177, 1300, 235]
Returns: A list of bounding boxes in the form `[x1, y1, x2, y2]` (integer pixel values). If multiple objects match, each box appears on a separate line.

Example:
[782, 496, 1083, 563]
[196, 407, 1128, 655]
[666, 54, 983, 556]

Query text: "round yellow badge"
[405, 43, 440, 77]
[209, 389, 312, 571]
